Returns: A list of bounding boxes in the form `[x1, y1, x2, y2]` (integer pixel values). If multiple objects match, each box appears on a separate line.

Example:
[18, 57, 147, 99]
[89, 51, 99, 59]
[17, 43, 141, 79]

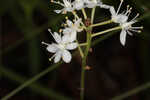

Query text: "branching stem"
[90, 20, 113, 28]
[91, 26, 121, 38]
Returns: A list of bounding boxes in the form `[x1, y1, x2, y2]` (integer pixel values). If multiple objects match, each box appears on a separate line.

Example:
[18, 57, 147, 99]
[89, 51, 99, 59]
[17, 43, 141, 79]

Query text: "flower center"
[58, 43, 66, 50]
[121, 22, 132, 29]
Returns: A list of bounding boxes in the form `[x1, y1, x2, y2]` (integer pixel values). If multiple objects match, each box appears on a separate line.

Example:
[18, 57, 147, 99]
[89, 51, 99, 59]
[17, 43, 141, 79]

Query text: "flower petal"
[62, 35, 70, 43]
[100, 4, 110, 9]
[62, 50, 72, 63]
[120, 30, 127, 46]
[66, 43, 78, 50]
[53, 32, 62, 43]
[109, 6, 116, 16]
[74, 18, 81, 26]
[73, 0, 84, 10]
[46, 43, 58, 53]
[70, 31, 77, 42]
[63, 28, 72, 34]
[54, 51, 62, 63]
[66, 20, 73, 27]
[62, 31, 77, 43]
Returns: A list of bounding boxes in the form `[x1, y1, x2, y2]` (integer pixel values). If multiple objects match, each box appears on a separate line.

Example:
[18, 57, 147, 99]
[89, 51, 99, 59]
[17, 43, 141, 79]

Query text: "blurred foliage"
[0, 0, 150, 100]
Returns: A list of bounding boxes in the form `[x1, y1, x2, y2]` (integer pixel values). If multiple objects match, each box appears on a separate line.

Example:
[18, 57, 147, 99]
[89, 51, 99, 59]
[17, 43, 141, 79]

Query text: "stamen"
[129, 29, 141, 33]
[49, 54, 56, 62]
[48, 29, 51, 33]
[127, 5, 130, 9]
[63, 0, 72, 7]
[125, 5, 130, 14]
[131, 13, 139, 21]
[59, 29, 63, 37]
[41, 42, 50, 46]
[127, 9, 132, 17]
[48, 29, 56, 40]
[127, 30, 133, 36]
[130, 26, 143, 29]
[125, 7, 132, 16]
[116, 0, 124, 14]
[52, 1, 64, 6]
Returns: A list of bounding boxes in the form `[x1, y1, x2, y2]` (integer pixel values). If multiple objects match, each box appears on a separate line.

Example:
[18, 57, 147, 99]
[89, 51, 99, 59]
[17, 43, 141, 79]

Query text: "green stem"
[91, 26, 121, 38]
[81, 8, 87, 19]
[111, 82, 150, 100]
[80, 28, 92, 100]
[1, 62, 62, 100]
[91, 7, 96, 24]
[79, 43, 88, 46]
[76, 40, 84, 58]
[90, 20, 113, 28]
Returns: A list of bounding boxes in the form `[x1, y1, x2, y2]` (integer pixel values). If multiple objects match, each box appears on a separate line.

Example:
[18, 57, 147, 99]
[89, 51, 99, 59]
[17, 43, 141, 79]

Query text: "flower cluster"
[44, 0, 143, 63]
[42, 17, 84, 63]
[51, 0, 110, 14]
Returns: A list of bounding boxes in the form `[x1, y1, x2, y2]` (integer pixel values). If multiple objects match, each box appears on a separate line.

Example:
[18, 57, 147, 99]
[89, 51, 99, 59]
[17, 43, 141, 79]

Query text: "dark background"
[0, 0, 150, 100]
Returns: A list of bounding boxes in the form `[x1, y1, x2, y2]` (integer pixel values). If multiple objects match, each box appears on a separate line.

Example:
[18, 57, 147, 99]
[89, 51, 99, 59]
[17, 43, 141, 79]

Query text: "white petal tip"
[121, 42, 126, 46]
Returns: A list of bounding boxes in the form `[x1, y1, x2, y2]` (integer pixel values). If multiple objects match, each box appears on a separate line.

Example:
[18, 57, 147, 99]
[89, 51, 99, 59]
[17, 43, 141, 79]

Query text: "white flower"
[109, 0, 131, 24]
[73, 0, 85, 10]
[63, 28, 77, 42]
[63, 18, 83, 42]
[119, 14, 143, 46]
[51, 0, 74, 14]
[84, 0, 102, 8]
[108, 0, 143, 46]
[66, 18, 83, 32]
[42, 29, 78, 63]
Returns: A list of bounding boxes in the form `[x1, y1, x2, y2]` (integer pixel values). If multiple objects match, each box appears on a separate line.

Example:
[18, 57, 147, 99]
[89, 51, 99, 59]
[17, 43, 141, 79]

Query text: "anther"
[137, 13, 140, 17]
[48, 29, 51, 32]
[49, 54, 56, 62]
[129, 7, 132, 11]
[59, 29, 63, 33]
[49, 58, 52, 61]
[65, 16, 68, 20]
